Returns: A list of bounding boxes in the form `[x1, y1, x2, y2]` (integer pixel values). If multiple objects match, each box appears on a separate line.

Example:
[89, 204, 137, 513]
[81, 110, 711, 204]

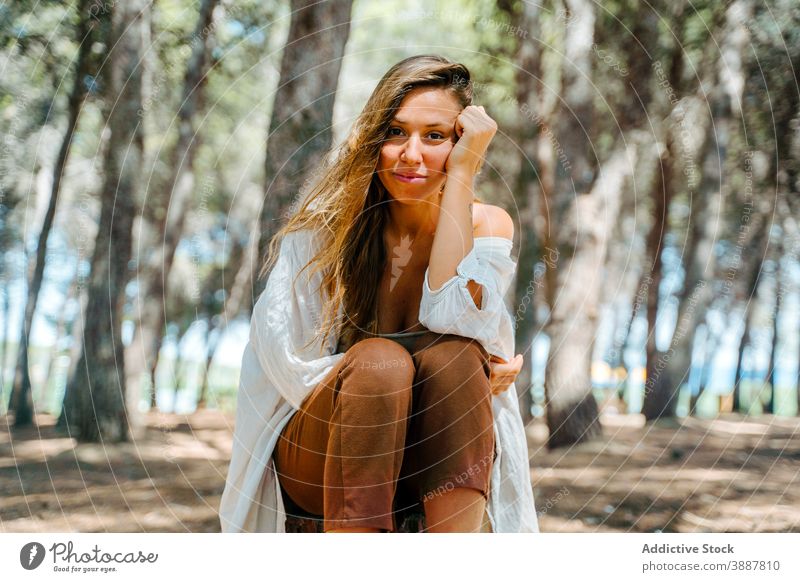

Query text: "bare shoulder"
[473, 202, 514, 241]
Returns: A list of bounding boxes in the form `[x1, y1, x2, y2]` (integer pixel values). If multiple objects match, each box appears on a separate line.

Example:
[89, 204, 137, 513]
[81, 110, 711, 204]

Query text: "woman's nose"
[400, 135, 422, 163]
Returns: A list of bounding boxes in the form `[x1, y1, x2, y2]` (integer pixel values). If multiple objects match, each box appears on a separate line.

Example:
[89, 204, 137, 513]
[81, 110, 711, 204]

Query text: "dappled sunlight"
[681, 417, 772, 436]
[2, 409, 798, 533]
[1, 412, 229, 532]
[529, 414, 800, 532]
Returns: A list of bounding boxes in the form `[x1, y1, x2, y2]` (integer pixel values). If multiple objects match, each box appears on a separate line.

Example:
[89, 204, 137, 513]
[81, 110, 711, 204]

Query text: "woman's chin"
[389, 189, 440, 204]
[387, 182, 444, 201]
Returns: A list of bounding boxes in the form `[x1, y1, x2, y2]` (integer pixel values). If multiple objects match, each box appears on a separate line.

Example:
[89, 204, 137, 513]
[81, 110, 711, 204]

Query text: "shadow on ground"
[1, 411, 798, 532]
[0, 411, 230, 532]
[529, 413, 800, 532]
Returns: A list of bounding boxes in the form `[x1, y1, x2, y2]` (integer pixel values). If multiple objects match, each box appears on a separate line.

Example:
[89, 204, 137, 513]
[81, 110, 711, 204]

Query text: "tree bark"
[690, 323, 724, 415]
[764, 229, 784, 414]
[782, 195, 800, 417]
[196, 224, 253, 408]
[542, 0, 663, 446]
[61, 0, 149, 443]
[733, 307, 752, 414]
[637, 1, 690, 418]
[643, 1, 749, 419]
[255, 0, 353, 297]
[39, 280, 77, 412]
[542, 0, 666, 446]
[732, 207, 770, 412]
[9, 0, 94, 427]
[643, 96, 718, 419]
[196, 315, 217, 410]
[544, 141, 638, 447]
[125, 0, 219, 419]
[0, 281, 9, 415]
[509, 0, 542, 427]
[57, 282, 89, 427]
[541, 0, 601, 448]
[170, 341, 187, 414]
[643, 132, 674, 418]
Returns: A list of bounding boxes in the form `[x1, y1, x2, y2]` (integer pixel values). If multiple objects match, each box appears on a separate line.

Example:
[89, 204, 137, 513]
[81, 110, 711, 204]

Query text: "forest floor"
[1, 410, 798, 532]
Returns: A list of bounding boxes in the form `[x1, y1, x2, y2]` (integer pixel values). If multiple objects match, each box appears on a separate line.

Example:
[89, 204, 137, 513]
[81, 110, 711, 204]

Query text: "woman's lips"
[394, 172, 427, 183]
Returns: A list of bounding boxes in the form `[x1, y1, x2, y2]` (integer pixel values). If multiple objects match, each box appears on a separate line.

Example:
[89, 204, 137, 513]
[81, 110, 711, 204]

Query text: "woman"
[219, 55, 538, 533]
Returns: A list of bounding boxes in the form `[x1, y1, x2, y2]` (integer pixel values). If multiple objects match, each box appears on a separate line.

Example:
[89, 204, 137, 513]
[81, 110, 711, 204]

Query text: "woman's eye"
[387, 127, 404, 137]
[428, 132, 445, 140]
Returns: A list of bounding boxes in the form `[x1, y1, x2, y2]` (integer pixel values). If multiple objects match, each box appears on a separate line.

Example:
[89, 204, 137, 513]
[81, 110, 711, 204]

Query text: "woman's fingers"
[489, 354, 522, 369]
[446, 105, 497, 173]
[454, 112, 465, 138]
[488, 354, 524, 395]
[490, 354, 523, 368]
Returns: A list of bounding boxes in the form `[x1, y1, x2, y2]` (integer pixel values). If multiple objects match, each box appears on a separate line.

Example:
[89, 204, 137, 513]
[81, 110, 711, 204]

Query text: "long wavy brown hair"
[260, 54, 482, 355]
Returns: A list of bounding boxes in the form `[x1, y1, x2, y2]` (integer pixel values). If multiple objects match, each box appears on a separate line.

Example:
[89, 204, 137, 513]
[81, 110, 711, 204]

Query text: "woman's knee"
[340, 337, 415, 398]
[416, 335, 490, 394]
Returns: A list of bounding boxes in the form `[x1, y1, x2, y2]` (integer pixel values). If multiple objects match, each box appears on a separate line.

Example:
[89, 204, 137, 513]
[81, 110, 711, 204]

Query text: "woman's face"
[377, 87, 462, 203]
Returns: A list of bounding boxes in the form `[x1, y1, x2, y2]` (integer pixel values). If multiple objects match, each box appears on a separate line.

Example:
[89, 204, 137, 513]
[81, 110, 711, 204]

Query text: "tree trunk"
[541, 0, 600, 448]
[776, 100, 800, 417]
[643, 96, 719, 419]
[9, 0, 94, 427]
[690, 323, 725, 415]
[732, 211, 769, 412]
[543, 0, 658, 447]
[643, 137, 673, 418]
[126, 0, 219, 419]
[544, 142, 637, 447]
[57, 282, 89, 428]
[196, 225, 253, 408]
[785, 210, 800, 417]
[640, 14, 687, 414]
[148, 332, 166, 410]
[0, 281, 9, 415]
[61, 0, 149, 443]
[39, 280, 77, 412]
[256, 0, 353, 297]
[171, 342, 187, 414]
[733, 305, 754, 414]
[509, 0, 542, 426]
[196, 315, 217, 410]
[643, 2, 749, 419]
[602, 200, 648, 377]
[615, 296, 639, 407]
[764, 240, 783, 414]
[641, 1, 744, 420]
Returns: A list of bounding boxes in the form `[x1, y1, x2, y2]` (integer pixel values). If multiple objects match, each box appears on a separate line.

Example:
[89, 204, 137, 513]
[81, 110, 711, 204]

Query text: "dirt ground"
[1, 411, 798, 532]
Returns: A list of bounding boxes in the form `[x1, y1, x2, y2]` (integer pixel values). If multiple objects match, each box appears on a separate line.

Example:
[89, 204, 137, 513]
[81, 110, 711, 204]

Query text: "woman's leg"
[399, 333, 495, 533]
[274, 337, 415, 532]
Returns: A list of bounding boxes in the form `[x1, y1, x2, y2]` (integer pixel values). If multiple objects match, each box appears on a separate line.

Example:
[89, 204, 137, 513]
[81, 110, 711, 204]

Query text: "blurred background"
[1, 0, 798, 532]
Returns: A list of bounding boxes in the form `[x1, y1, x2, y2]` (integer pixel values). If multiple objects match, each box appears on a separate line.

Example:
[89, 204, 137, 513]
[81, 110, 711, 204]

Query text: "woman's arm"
[430, 189, 516, 310]
[427, 105, 498, 302]
[419, 236, 518, 361]
[428, 165, 476, 294]
[467, 204, 515, 307]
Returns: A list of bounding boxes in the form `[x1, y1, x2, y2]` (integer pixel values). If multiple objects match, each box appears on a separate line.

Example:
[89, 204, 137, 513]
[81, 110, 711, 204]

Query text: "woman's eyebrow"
[391, 118, 451, 128]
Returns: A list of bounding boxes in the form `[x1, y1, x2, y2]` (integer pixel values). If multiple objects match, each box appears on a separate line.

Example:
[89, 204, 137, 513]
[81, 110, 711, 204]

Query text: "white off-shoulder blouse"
[219, 228, 539, 533]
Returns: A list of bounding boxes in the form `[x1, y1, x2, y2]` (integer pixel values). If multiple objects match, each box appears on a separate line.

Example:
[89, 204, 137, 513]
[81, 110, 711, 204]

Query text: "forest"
[1, 0, 798, 532]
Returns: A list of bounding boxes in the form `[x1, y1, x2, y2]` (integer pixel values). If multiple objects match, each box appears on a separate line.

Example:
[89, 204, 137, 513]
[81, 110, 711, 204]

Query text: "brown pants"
[274, 332, 495, 532]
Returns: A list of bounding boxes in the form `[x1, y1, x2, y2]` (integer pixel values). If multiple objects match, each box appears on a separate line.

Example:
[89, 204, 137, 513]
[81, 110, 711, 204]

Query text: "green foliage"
[2, 0, 798, 418]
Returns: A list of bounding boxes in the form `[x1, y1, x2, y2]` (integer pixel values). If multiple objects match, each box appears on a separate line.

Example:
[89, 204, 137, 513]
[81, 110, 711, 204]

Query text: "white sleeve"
[418, 237, 517, 361]
[250, 229, 345, 410]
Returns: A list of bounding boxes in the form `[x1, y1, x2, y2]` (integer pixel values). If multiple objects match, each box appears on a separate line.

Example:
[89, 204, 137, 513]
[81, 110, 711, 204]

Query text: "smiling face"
[377, 87, 463, 204]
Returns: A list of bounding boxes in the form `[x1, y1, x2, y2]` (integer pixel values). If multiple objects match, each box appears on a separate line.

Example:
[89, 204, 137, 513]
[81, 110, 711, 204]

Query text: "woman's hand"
[445, 105, 497, 176]
[488, 354, 523, 396]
